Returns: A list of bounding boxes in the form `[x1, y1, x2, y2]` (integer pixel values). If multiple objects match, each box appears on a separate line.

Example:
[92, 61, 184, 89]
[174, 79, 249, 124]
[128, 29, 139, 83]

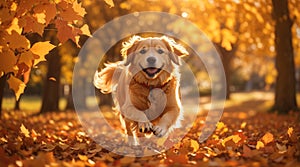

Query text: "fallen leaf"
[261, 132, 274, 144]
[256, 141, 264, 150]
[104, 0, 114, 7]
[190, 139, 199, 152]
[287, 127, 293, 137]
[20, 124, 30, 138]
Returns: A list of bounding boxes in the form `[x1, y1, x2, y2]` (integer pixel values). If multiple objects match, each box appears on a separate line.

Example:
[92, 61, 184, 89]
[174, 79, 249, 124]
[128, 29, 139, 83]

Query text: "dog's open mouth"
[140, 64, 164, 78]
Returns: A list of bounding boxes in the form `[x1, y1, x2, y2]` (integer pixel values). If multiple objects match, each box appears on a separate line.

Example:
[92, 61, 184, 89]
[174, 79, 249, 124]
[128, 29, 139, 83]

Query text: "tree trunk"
[272, 0, 298, 113]
[40, 48, 61, 113]
[215, 44, 237, 99]
[0, 74, 7, 117]
[65, 84, 75, 110]
[14, 97, 21, 110]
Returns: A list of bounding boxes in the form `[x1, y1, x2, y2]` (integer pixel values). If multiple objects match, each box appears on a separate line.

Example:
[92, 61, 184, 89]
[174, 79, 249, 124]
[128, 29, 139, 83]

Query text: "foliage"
[0, 109, 299, 167]
[0, 0, 90, 100]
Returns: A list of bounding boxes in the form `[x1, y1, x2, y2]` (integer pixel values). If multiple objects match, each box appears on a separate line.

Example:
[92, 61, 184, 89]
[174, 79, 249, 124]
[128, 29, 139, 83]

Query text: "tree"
[271, 0, 298, 113]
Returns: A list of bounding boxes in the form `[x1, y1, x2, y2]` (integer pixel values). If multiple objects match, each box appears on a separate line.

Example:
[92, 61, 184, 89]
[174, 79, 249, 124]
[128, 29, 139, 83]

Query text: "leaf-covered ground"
[0, 98, 300, 167]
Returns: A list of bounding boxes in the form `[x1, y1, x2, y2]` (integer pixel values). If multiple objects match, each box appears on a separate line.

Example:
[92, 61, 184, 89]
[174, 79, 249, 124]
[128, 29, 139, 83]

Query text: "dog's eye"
[139, 49, 147, 54]
[157, 49, 164, 54]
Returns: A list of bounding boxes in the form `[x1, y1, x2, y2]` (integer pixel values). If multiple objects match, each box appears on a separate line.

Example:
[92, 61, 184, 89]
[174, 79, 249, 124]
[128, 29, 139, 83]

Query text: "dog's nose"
[147, 57, 156, 64]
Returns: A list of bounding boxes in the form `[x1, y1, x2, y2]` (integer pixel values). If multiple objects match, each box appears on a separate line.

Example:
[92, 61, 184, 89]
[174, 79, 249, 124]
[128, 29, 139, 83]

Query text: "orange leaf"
[5, 30, 30, 50]
[57, 1, 82, 22]
[7, 75, 26, 100]
[0, 49, 17, 74]
[261, 132, 274, 144]
[55, 19, 82, 43]
[19, 50, 34, 68]
[33, 3, 56, 25]
[21, 15, 45, 36]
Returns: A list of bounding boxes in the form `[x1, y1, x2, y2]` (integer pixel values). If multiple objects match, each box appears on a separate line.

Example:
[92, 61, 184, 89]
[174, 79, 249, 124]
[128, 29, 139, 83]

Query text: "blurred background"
[1, 0, 300, 115]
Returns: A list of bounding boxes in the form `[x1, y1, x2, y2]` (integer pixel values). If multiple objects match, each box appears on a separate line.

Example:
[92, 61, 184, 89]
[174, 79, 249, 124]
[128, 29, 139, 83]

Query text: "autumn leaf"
[104, 0, 115, 8]
[6, 18, 22, 35]
[5, 30, 30, 50]
[261, 132, 274, 144]
[33, 3, 56, 25]
[0, 49, 17, 74]
[7, 75, 26, 100]
[20, 124, 30, 138]
[190, 139, 199, 152]
[287, 127, 293, 137]
[30, 41, 55, 66]
[256, 141, 264, 149]
[57, 1, 82, 22]
[21, 15, 45, 36]
[72, 1, 86, 17]
[78, 154, 88, 161]
[19, 50, 34, 68]
[55, 19, 82, 43]
[222, 135, 241, 147]
[80, 24, 91, 37]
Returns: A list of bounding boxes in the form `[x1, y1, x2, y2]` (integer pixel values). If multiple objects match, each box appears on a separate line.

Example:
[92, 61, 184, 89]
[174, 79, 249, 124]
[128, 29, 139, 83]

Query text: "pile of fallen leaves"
[0, 110, 299, 167]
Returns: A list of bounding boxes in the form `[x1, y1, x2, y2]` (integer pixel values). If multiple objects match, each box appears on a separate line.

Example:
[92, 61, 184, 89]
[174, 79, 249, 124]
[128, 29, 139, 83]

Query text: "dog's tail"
[94, 62, 122, 94]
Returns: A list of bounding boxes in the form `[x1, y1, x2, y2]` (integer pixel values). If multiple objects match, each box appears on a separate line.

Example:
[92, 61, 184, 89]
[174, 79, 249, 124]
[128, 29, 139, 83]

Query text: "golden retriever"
[94, 36, 188, 145]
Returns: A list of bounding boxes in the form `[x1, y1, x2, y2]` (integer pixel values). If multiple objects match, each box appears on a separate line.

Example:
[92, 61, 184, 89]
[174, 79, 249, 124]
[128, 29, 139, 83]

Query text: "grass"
[2, 96, 67, 111]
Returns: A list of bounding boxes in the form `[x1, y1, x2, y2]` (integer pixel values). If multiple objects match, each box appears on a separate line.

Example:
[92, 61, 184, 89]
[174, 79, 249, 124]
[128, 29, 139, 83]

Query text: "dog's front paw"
[138, 122, 153, 133]
[152, 125, 168, 137]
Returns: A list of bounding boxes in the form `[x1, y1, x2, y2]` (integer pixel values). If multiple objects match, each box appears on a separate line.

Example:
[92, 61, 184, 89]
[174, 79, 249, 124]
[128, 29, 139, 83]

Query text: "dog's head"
[121, 36, 188, 79]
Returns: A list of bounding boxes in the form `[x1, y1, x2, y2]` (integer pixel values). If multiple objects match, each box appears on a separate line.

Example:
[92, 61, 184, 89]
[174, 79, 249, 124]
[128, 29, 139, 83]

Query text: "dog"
[94, 36, 188, 145]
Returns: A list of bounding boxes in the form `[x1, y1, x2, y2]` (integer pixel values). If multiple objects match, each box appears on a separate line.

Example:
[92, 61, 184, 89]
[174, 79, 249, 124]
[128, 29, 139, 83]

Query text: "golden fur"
[94, 36, 188, 144]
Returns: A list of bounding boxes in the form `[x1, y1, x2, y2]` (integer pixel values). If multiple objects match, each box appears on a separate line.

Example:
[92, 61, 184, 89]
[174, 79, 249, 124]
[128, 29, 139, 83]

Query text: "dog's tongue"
[146, 68, 159, 74]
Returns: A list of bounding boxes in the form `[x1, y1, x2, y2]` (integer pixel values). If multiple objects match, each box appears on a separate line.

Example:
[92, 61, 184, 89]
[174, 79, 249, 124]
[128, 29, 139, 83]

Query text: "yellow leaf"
[78, 154, 88, 161]
[6, 18, 22, 35]
[72, 1, 86, 17]
[30, 41, 55, 66]
[35, 13, 46, 24]
[287, 127, 293, 137]
[262, 132, 274, 144]
[7, 75, 26, 100]
[20, 124, 30, 138]
[216, 122, 225, 130]
[240, 122, 247, 129]
[104, 0, 114, 7]
[0, 49, 17, 74]
[256, 141, 264, 149]
[190, 139, 199, 152]
[222, 135, 241, 147]
[80, 24, 91, 37]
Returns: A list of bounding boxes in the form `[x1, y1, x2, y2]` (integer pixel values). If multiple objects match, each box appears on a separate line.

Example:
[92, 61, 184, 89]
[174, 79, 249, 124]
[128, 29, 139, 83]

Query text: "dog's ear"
[161, 36, 189, 65]
[121, 35, 142, 66]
